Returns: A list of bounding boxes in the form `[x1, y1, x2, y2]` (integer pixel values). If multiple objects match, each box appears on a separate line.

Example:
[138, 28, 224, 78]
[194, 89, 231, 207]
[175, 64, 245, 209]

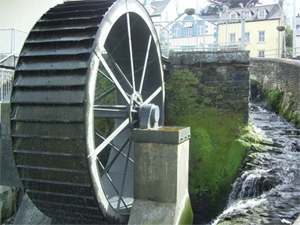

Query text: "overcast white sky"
[176, 0, 299, 25]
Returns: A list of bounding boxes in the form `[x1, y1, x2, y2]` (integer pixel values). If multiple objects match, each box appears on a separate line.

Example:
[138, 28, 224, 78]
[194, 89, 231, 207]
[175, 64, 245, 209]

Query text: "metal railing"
[154, 18, 246, 57]
[0, 28, 28, 67]
[0, 68, 14, 102]
[0, 28, 28, 55]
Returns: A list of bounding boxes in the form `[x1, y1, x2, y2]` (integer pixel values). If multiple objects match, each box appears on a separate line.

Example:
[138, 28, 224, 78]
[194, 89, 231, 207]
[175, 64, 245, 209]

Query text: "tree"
[285, 25, 293, 57]
[199, 5, 219, 15]
[208, 0, 259, 12]
[285, 25, 293, 48]
[228, 0, 259, 8]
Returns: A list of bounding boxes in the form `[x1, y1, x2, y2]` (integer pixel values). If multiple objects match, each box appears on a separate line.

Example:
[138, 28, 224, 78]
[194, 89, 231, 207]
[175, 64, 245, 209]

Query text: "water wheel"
[10, 0, 164, 223]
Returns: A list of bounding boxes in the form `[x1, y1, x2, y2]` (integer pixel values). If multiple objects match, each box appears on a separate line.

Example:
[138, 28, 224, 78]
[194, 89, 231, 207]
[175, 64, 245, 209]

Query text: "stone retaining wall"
[249, 57, 300, 125]
[169, 51, 250, 124]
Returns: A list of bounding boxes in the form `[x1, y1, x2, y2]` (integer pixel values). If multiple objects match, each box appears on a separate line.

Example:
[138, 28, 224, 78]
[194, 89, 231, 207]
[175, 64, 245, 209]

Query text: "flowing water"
[212, 104, 300, 225]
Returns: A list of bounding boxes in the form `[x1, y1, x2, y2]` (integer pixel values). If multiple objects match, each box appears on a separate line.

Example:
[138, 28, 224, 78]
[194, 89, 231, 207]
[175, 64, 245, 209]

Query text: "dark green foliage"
[207, 0, 258, 13]
[267, 90, 282, 113]
[199, 5, 219, 15]
[285, 26, 293, 48]
[285, 26, 293, 57]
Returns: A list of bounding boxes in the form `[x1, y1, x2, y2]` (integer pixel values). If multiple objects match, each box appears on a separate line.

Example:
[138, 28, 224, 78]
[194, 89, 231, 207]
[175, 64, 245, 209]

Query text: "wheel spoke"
[94, 105, 128, 119]
[96, 52, 130, 104]
[89, 118, 130, 158]
[99, 58, 156, 105]
[98, 68, 114, 84]
[95, 84, 116, 103]
[97, 158, 129, 210]
[104, 137, 132, 173]
[107, 54, 133, 91]
[139, 35, 152, 94]
[106, 18, 139, 57]
[126, 13, 136, 92]
[142, 86, 162, 105]
[94, 128, 133, 171]
[117, 133, 133, 213]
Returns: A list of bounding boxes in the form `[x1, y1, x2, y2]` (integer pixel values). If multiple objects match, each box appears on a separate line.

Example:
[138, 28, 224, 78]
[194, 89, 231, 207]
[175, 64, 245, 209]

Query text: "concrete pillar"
[0, 94, 22, 187]
[128, 127, 193, 225]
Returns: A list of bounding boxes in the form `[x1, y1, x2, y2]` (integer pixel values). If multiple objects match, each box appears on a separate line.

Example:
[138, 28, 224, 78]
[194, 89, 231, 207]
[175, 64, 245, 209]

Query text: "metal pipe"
[241, 18, 245, 50]
[1, 69, 3, 101]
[293, 0, 296, 58]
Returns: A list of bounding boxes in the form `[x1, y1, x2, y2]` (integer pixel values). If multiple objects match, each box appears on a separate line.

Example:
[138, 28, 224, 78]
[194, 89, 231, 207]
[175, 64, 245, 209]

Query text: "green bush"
[267, 90, 281, 112]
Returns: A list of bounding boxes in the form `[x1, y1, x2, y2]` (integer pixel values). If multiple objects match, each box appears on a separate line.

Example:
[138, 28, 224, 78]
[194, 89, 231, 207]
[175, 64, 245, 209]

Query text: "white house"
[168, 12, 218, 51]
[142, 0, 179, 56]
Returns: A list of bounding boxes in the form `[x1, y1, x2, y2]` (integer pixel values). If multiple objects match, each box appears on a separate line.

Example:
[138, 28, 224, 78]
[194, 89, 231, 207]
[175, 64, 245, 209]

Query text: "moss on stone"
[178, 197, 194, 225]
[267, 90, 282, 113]
[165, 69, 250, 221]
[166, 107, 250, 218]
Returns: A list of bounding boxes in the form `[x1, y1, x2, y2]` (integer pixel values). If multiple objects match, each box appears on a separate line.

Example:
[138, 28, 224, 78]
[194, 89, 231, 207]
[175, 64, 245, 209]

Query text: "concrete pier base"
[0, 96, 22, 188]
[129, 127, 193, 225]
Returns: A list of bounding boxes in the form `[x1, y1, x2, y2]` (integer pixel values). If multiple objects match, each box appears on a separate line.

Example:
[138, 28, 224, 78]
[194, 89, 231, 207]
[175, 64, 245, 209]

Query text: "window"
[183, 16, 194, 37]
[245, 32, 250, 43]
[258, 31, 265, 42]
[173, 24, 181, 38]
[230, 33, 236, 44]
[258, 50, 265, 57]
[198, 24, 205, 36]
[258, 9, 266, 19]
[230, 13, 237, 19]
[184, 27, 193, 37]
[245, 11, 250, 20]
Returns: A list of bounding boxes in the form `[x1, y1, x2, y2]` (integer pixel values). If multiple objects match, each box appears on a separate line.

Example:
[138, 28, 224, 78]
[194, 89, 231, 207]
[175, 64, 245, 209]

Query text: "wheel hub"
[138, 103, 160, 129]
[129, 92, 160, 129]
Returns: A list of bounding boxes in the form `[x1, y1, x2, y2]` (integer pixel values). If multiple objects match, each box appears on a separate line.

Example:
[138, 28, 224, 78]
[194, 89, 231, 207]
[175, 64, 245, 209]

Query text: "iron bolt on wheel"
[11, 0, 165, 224]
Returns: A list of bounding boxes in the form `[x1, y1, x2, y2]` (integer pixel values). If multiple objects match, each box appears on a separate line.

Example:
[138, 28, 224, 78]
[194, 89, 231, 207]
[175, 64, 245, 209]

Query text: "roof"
[219, 4, 282, 21]
[150, 0, 170, 16]
[169, 12, 217, 26]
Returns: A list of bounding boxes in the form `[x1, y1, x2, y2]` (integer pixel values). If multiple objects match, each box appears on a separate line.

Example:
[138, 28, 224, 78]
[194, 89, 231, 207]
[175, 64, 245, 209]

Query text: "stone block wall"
[249, 58, 300, 125]
[168, 51, 250, 124]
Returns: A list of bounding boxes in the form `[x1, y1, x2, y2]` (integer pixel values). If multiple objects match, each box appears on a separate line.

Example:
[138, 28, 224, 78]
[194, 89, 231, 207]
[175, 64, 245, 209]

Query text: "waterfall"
[212, 104, 300, 225]
[250, 83, 261, 102]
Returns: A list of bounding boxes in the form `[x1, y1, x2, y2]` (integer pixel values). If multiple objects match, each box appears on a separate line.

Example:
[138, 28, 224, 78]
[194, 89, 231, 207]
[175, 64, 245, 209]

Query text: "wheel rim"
[11, 0, 164, 224]
[87, 0, 164, 221]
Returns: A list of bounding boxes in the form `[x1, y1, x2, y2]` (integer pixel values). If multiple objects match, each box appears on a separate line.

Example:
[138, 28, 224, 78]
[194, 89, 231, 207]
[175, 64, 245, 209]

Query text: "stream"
[212, 104, 300, 225]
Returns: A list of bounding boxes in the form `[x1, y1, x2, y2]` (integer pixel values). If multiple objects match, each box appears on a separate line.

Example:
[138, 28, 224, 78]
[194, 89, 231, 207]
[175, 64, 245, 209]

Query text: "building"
[144, 0, 178, 23]
[216, 3, 285, 58]
[168, 11, 218, 51]
[296, 14, 300, 57]
[142, 0, 179, 56]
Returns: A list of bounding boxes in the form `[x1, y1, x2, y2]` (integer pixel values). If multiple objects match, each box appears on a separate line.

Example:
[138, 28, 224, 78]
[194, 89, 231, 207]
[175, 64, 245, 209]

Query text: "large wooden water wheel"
[10, 0, 164, 223]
